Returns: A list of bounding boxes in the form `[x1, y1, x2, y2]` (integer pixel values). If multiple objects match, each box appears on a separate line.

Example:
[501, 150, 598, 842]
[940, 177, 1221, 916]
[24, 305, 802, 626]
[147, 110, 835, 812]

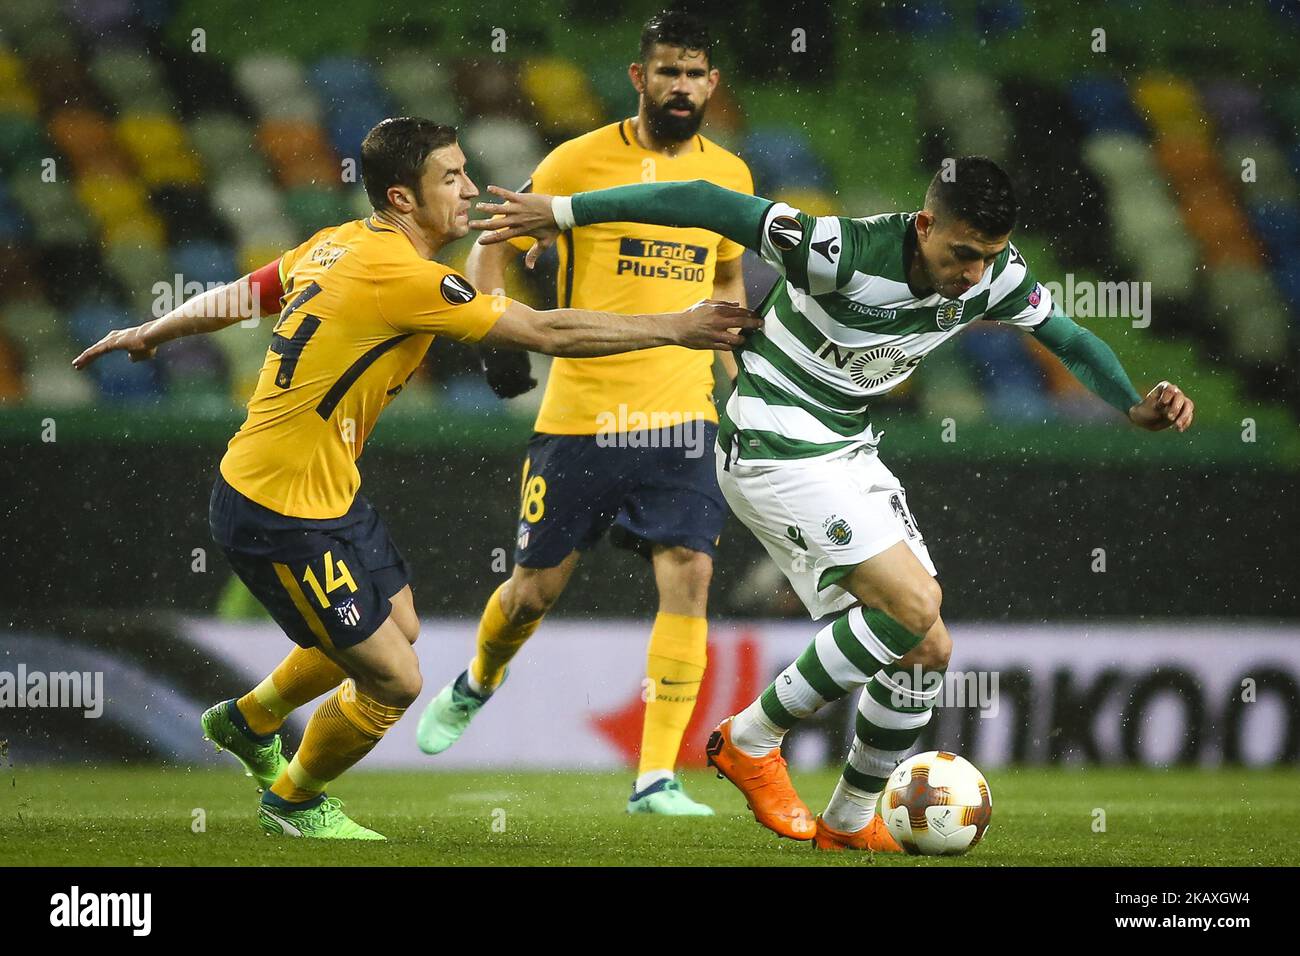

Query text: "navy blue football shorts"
[209, 474, 410, 650]
[514, 422, 726, 568]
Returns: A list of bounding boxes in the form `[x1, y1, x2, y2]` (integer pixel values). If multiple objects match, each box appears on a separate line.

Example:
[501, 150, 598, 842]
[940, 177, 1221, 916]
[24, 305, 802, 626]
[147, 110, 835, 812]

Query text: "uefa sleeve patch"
[768, 215, 804, 251]
[441, 273, 477, 305]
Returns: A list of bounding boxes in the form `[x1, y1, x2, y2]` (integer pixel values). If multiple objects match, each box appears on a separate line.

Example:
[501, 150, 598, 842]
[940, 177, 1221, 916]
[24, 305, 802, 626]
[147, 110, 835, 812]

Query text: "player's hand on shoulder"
[471, 185, 560, 269]
[1128, 381, 1195, 432]
[71, 325, 157, 370]
[673, 299, 761, 351]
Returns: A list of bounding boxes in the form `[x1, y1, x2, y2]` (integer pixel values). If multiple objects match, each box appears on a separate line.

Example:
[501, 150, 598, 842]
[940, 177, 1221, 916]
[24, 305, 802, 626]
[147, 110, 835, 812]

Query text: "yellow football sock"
[270, 681, 405, 803]
[236, 646, 347, 736]
[638, 612, 709, 777]
[469, 584, 540, 693]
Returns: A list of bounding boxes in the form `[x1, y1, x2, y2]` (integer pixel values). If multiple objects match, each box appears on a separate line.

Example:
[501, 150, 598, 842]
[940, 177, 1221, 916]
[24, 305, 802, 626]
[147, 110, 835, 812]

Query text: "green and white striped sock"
[730, 606, 926, 758]
[822, 665, 944, 832]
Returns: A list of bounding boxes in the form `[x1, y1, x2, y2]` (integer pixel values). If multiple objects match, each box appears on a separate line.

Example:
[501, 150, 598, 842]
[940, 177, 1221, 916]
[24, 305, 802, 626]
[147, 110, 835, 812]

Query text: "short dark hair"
[640, 9, 713, 64]
[360, 117, 458, 211]
[924, 156, 1018, 237]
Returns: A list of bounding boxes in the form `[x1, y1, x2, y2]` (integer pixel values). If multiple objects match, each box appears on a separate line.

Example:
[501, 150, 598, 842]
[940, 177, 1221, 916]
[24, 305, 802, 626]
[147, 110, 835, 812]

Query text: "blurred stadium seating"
[0, 0, 1295, 433]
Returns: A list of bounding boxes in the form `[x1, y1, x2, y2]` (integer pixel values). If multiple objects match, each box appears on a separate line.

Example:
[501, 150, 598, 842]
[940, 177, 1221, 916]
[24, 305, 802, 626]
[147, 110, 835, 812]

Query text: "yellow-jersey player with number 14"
[417, 10, 754, 816]
[73, 117, 757, 840]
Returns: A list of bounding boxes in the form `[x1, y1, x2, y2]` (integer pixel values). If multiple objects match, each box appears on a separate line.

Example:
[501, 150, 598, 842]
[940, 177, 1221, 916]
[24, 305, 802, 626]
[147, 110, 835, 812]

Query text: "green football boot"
[200, 699, 287, 792]
[416, 669, 501, 755]
[626, 777, 716, 816]
[258, 795, 386, 840]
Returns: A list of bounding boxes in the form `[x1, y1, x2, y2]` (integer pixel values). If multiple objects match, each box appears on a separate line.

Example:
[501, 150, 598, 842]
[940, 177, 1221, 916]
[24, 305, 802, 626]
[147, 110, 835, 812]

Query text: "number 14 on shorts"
[301, 550, 359, 608]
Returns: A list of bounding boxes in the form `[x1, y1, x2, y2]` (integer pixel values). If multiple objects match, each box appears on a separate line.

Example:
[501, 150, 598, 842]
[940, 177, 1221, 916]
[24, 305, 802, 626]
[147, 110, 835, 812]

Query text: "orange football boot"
[705, 718, 815, 840]
[813, 814, 903, 852]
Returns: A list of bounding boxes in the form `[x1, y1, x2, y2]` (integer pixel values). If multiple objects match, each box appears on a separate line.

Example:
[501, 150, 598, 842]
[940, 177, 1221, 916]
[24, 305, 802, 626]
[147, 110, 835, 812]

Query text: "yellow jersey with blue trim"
[519, 119, 753, 435]
[220, 216, 504, 519]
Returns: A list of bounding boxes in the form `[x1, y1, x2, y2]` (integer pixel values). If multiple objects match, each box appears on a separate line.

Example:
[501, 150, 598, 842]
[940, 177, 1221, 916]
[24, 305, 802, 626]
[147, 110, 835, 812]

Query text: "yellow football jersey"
[221, 216, 505, 519]
[521, 119, 753, 434]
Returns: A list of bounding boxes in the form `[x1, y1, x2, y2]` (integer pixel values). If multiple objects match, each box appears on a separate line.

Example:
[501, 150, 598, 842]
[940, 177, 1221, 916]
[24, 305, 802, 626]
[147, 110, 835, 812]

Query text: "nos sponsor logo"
[816, 340, 922, 389]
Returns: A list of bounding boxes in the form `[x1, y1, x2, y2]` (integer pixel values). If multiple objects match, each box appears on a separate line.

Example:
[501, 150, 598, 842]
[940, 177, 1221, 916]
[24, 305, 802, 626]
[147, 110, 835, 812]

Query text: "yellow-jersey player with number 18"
[417, 11, 754, 816]
[73, 117, 757, 840]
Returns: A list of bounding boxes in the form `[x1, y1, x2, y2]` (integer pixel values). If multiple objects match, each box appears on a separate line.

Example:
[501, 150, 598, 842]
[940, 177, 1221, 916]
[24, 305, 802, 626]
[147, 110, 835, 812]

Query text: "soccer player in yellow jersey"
[72, 117, 756, 839]
[416, 11, 754, 815]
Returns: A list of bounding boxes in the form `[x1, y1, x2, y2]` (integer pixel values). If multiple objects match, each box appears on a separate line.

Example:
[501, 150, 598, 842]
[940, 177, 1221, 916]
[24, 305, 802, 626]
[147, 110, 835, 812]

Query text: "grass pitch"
[1, 765, 1296, 866]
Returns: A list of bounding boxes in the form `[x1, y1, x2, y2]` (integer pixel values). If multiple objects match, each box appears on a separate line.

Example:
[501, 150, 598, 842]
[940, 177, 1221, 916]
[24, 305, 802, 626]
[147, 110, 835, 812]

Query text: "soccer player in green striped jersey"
[473, 156, 1195, 850]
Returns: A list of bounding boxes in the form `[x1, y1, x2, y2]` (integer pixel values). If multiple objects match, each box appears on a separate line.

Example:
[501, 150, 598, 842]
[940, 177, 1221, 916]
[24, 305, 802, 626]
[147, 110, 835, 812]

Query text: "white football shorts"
[716, 443, 936, 620]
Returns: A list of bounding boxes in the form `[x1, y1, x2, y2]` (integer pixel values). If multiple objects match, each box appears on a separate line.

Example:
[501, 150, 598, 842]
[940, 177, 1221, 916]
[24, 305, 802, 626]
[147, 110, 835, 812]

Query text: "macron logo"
[50, 886, 151, 937]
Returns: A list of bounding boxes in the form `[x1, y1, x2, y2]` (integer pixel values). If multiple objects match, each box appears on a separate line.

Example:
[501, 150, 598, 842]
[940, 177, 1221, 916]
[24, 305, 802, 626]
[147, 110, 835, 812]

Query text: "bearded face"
[636, 45, 716, 143]
[644, 86, 705, 141]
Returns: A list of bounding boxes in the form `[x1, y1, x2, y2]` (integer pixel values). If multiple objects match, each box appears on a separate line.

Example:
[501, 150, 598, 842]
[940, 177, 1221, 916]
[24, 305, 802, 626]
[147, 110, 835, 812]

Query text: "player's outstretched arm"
[1030, 310, 1195, 432]
[479, 298, 759, 358]
[712, 255, 746, 385]
[473, 181, 769, 268]
[72, 273, 265, 371]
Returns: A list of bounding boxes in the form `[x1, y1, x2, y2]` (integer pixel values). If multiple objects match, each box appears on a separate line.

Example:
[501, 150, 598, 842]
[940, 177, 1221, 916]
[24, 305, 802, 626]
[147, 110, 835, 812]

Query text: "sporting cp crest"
[823, 516, 853, 546]
[936, 298, 965, 331]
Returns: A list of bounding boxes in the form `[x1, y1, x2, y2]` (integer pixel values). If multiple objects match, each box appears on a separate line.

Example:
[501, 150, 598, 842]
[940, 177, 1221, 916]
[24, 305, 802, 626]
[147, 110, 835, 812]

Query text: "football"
[880, 751, 993, 856]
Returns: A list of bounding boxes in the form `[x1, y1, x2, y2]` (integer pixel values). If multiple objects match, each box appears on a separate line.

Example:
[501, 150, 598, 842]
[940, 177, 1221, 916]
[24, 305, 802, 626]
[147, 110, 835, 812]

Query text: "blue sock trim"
[453, 670, 490, 702]
[260, 789, 326, 812]
[225, 698, 276, 744]
[630, 776, 678, 799]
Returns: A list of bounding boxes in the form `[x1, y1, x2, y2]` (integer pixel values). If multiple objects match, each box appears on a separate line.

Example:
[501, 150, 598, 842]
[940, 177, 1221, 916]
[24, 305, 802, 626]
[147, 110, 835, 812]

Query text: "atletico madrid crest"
[334, 598, 361, 627]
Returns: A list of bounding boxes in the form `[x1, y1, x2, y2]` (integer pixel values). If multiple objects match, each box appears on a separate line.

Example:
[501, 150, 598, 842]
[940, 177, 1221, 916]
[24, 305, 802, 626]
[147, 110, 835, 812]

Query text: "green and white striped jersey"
[720, 205, 1052, 464]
